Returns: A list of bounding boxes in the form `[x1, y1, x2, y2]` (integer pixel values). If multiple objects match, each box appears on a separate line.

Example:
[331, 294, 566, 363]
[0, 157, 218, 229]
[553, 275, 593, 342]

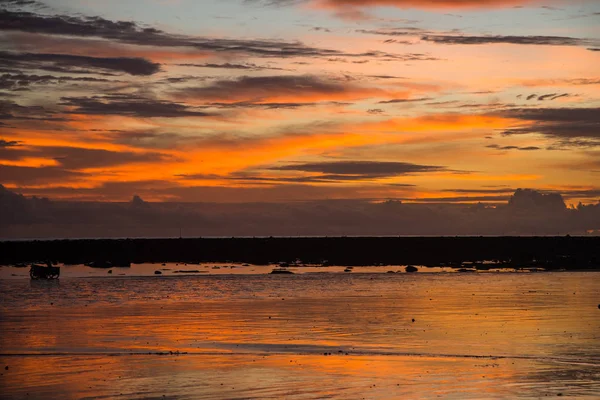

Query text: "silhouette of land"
[1, 236, 598, 270]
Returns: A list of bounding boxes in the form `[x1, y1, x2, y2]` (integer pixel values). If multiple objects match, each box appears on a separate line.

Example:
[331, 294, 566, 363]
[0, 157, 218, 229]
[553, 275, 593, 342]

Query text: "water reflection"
[29, 279, 60, 289]
[1, 354, 598, 399]
[1, 272, 599, 398]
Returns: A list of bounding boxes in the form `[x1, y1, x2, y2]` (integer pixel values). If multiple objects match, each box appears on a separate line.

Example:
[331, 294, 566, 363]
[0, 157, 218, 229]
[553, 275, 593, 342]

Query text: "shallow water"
[0, 262, 457, 280]
[1, 271, 599, 399]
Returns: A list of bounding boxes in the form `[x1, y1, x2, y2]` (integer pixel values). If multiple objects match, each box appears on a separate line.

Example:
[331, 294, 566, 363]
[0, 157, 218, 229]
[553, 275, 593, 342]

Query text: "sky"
[1, 0, 599, 205]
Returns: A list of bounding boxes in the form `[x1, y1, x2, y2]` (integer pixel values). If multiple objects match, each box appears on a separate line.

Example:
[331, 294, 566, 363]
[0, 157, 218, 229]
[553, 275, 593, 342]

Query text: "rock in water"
[270, 269, 294, 274]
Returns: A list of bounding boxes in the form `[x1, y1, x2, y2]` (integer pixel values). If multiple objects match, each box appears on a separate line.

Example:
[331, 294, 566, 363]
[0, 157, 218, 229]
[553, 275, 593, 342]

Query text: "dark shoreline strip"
[1, 236, 598, 270]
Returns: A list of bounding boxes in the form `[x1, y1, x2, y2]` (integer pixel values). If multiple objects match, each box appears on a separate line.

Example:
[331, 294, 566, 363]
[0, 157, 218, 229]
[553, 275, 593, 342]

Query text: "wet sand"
[1, 272, 599, 399]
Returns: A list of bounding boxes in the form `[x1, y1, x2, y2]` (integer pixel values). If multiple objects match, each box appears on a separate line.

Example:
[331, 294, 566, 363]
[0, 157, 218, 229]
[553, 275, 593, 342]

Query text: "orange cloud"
[172, 113, 515, 178]
[430, 173, 541, 181]
[3, 111, 516, 186]
[171, 75, 421, 104]
[353, 114, 514, 136]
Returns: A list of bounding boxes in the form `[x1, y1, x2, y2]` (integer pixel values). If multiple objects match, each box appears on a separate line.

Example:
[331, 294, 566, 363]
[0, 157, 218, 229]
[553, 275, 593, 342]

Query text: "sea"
[1, 264, 599, 399]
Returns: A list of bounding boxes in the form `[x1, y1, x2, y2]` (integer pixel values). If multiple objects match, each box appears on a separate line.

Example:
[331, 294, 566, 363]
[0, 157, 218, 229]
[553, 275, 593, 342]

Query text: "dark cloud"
[502, 107, 599, 126]
[175, 161, 448, 184]
[179, 172, 410, 184]
[425, 100, 459, 107]
[486, 144, 541, 151]
[270, 161, 445, 178]
[357, 27, 428, 36]
[523, 93, 573, 101]
[0, 51, 160, 76]
[59, 95, 213, 118]
[0, 145, 173, 169]
[0, 10, 317, 58]
[0, 144, 25, 160]
[498, 107, 600, 147]
[0, 72, 115, 91]
[50, 147, 171, 170]
[3, 186, 598, 238]
[176, 63, 286, 71]
[538, 93, 571, 101]
[409, 194, 511, 202]
[0, 0, 41, 7]
[0, 9, 164, 41]
[0, 9, 425, 60]
[400, 187, 596, 203]
[0, 99, 58, 121]
[354, 29, 597, 49]
[158, 76, 212, 84]
[519, 146, 542, 151]
[234, 171, 418, 184]
[560, 189, 600, 198]
[382, 39, 415, 45]
[537, 93, 557, 101]
[508, 188, 566, 212]
[420, 34, 593, 47]
[442, 188, 516, 194]
[0, 164, 85, 184]
[378, 97, 433, 104]
[0, 139, 21, 147]
[366, 75, 406, 79]
[456, 102, 512, 111]
[204, 101, 327, 109]
[351, 52, 438, 61]
[173, 75, 384, 103]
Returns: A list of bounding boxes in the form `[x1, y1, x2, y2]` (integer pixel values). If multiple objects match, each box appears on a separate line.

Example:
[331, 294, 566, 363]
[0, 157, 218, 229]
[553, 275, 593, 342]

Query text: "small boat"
[30, 263, 60, 280]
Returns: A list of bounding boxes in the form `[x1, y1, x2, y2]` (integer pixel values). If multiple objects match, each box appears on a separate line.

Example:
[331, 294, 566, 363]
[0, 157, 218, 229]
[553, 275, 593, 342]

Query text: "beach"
[1, 269, 599, 399]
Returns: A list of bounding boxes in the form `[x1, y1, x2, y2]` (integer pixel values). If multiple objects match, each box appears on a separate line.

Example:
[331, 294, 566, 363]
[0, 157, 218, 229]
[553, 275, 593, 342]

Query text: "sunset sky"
[1, 0, 599, 204]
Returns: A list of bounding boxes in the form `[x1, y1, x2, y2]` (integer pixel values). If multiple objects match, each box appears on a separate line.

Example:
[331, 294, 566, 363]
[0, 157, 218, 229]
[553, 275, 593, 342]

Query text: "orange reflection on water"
[2, 352, 595, 399]
[1, 272, 599, 398]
